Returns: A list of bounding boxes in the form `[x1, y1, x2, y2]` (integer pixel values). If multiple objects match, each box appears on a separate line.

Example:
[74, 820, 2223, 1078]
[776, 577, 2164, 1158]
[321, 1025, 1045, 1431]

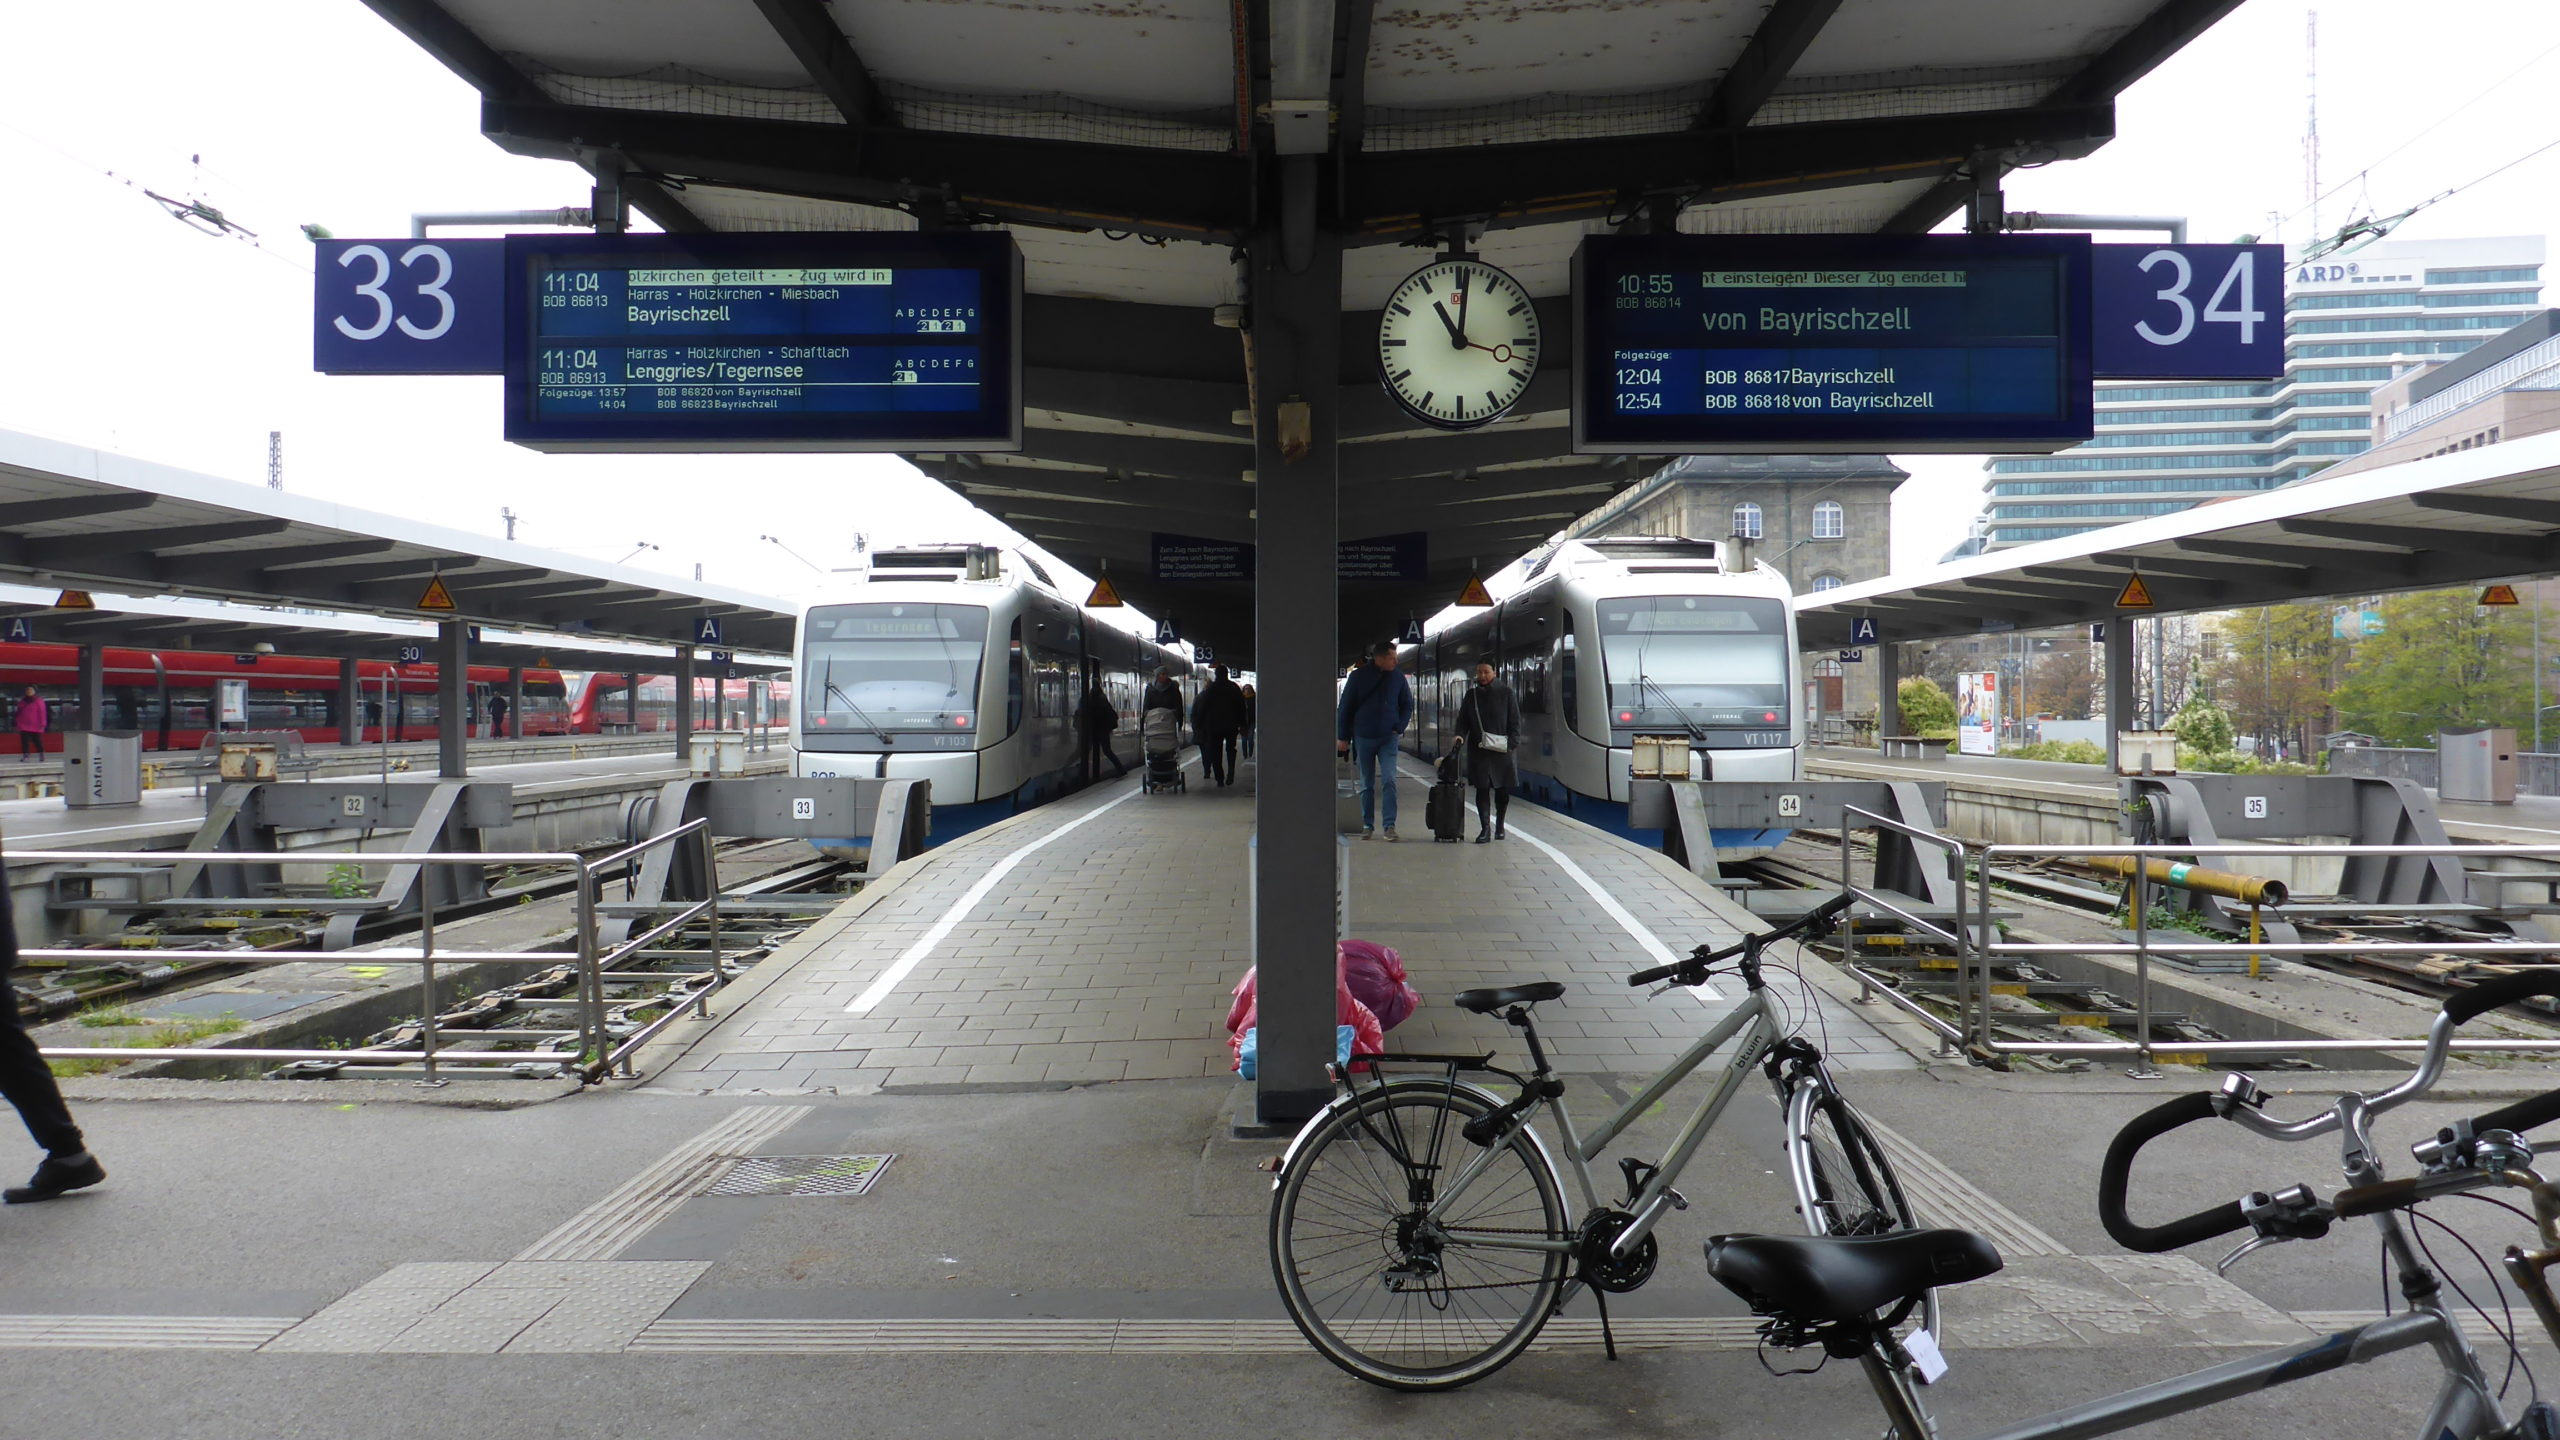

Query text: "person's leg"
[1372, 737, 1399, 833]
[1221, 733, 1238, 784]
[1352, 737, 1378, 832]
[1494, 787, 1511, 838]
[1473, 784, 1494, 842]
[0, 930, 100, 1202]
[17, 732, 34, 760]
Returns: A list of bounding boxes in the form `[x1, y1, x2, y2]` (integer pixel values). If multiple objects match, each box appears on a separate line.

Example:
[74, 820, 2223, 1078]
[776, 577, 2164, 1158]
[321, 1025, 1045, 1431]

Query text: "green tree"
[2169, 694, 2235, 755]
[2207, 603, 2336, 758]
[2332, 587, 2533, 745]
[1896, 675, 1957, 738]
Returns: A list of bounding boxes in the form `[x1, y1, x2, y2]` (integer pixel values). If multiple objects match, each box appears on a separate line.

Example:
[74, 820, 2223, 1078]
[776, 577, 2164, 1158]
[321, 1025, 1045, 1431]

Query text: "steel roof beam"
[1340, 424, 1581, 484]
[2409, 492, 2560, 526]
[1697, 0, 1847, 131]
[2079, 553, 2309, 585]
[2275, 516, 2551, 560]
[279, 556, 480, 588]
[1960, 577, 2151, 602]
[0, 493, 161, 527]
[2176, 535, 2415, 576]
[1009, 428, 1251, 482]
[750, 0, 892, 129]
[2047, 0, 2252, 107]
[1023, 367, 1247, 435]
[29, 520, 291, 564]
[358, 0, 544, 104]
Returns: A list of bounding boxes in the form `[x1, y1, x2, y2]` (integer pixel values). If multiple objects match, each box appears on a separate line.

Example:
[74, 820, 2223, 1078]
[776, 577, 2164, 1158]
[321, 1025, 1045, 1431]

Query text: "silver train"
[791, 544, 1191, 843]
[1402, 536, 1803, 859]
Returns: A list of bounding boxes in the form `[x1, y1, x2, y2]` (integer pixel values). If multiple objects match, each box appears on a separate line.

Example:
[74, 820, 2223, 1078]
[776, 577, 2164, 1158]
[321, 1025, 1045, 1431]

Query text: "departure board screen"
[1571, 234, 2092, 454]
[502, 232, 1020, 453]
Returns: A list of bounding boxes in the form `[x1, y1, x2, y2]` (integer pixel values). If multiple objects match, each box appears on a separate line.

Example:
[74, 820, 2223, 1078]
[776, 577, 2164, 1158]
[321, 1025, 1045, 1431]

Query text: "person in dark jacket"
[1336, 641, 1415, 839]
[0, 830, 103, 1203]
[1190, 666, 1247, 786]
[1141, 667, 1183, 717]
[1077, 683, 1127, 782]
[1238, 683, 1257, 759]
[1456, 662, 1523, 843]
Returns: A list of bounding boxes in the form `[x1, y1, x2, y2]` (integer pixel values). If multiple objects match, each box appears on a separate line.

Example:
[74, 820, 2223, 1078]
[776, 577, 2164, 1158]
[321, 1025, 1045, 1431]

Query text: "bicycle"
[1704, 969, 2560, 1440]
[1267, 892, 1936, 1390]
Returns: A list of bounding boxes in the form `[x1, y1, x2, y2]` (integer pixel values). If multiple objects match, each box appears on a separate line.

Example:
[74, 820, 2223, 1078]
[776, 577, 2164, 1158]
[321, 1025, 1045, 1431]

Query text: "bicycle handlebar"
[2444, 967, 2560, 1026]
[2473, 1087, 2560, 1140]
[1627, 894, 1854, 988]
[2097, 1092, 2253, 1253]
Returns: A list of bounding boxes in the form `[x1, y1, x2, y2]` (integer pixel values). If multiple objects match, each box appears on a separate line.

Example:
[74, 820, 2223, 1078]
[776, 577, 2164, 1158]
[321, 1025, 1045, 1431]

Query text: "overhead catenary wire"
[0, 118, 311, 274]
[2278, 34, 2560, 233]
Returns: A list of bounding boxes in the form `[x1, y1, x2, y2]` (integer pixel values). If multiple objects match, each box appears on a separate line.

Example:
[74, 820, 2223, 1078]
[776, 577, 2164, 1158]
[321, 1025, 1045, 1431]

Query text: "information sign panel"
[1572, 234, 2093, 454]
[2092, 244, 2284, 379]
[1957, 672, 1999, 756]
[314, 239, 504, 374]
[502, 232, 1022, 453]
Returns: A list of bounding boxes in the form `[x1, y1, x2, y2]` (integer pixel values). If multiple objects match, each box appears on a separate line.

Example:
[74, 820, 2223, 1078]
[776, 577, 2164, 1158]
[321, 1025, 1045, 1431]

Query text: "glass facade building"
[1967, 237, 2546, 552]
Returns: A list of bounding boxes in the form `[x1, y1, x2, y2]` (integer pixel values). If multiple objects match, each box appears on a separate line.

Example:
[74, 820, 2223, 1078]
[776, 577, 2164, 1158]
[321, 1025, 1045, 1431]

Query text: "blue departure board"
[502, 232, 1021, 453]
[1571, 234, 2093, 454]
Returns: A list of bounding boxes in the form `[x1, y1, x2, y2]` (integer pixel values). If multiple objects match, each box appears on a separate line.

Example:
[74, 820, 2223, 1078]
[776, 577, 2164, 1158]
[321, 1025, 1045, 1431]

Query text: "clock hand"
[1431, 301, 1468, 350]
[1457, 268, 1472, 335]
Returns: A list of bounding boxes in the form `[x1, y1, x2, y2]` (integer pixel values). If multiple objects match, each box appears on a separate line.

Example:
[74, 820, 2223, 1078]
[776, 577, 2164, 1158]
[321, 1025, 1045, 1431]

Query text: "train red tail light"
[1763, 712, 1778, 723]
[953, 714, 971, 728]
[1617, 711, 1634, 723]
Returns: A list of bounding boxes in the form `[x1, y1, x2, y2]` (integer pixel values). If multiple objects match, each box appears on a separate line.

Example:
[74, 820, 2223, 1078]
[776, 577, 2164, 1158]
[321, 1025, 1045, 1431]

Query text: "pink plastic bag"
[1337, 940, 1419, 1032]
[1226, 954, 1385, 1072]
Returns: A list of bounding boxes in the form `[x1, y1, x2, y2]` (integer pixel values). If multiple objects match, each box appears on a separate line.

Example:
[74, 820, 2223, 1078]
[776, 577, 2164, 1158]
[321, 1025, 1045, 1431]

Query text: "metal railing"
[1833, 811, 2560, 1066]
[19, 819, 722, 1084]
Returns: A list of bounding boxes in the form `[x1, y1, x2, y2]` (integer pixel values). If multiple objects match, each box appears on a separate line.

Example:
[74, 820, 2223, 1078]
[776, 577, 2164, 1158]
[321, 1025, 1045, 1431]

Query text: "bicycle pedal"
[1663, 1187, 1689, 1212]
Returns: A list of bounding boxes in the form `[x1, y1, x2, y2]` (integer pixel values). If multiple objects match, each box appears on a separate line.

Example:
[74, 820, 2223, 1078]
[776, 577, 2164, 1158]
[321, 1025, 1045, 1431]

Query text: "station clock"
[1375, 256, 1540, 430]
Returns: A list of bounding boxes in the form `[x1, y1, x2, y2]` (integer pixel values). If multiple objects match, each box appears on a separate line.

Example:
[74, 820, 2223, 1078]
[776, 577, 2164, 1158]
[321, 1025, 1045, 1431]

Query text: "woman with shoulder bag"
[1455, 662, 1522, 844]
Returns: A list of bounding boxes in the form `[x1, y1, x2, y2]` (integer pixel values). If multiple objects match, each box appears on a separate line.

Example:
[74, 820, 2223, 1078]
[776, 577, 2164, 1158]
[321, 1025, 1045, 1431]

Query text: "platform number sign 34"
[2094, 244, 2284, 380]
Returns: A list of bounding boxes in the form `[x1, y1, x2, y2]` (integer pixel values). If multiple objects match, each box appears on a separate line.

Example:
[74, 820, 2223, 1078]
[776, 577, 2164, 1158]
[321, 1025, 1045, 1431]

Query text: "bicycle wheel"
[1271, 1082, 1570, 1390]
[1795, 1090, 1916, 1238]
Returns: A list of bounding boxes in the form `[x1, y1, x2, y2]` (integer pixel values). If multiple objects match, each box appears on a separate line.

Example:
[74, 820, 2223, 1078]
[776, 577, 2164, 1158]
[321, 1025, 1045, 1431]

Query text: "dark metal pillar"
[506, 666, 524, 740]
[674, 645, 696, 762]
[2104, 620, 2136, 771]
[337, 656, 361, 746]
[438, 620, 468, 778]
[75, 644, 102, 733]
[625, 672, 640, 730]
[1875, 643, 1901, 750]
[1248, 188, 1342, 1129]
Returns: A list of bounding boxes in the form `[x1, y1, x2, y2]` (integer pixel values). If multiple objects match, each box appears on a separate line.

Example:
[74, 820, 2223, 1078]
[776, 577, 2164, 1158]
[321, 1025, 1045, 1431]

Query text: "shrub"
[2010, 739, 2107, 764]
[2169, 696, 2236, 756]
[1896, 677, 1957, 739]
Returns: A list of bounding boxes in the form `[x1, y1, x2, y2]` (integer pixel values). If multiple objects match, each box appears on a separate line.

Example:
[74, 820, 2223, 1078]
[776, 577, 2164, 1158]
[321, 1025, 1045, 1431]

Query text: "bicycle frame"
[1419, 984, 1789, 1262]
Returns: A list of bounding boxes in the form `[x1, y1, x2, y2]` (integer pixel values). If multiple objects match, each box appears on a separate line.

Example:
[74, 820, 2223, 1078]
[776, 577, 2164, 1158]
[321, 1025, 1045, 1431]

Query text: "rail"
[1834, 828, 2560, 1067]
[15, 819, 723, 1085]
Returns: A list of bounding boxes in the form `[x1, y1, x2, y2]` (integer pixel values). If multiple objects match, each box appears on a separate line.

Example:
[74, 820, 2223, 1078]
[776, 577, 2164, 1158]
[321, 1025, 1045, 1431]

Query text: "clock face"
[1376, 258, 1541, 430]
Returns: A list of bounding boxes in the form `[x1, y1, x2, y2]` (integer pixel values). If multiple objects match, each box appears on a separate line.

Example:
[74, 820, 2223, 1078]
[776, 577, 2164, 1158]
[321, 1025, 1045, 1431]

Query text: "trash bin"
[62, 730, 141, 808]
[2439, 727, 2519, 804]
[688, 730, 747, 777]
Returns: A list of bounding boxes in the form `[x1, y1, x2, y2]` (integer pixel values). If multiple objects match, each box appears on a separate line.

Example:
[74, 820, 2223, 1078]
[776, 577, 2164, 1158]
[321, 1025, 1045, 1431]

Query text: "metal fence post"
[1974, 845, 1993, 1050]
[2131, 860, 2155, 1073]
[417, 874, 440, 1086]
[701, 832, 722, 1022]
[577, 864, 604, 1075]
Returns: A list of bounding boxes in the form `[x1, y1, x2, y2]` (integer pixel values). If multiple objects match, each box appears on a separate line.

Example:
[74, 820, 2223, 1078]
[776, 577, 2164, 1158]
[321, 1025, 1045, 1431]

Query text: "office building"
[1967, 236, 2545, 551]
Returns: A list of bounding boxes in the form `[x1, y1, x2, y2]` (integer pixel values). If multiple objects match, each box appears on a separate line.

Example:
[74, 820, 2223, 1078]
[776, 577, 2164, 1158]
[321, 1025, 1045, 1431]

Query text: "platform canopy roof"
[0, 430, 796, 655]
[364, 0, 2242, 661]
[1796, 432, 2560, 649]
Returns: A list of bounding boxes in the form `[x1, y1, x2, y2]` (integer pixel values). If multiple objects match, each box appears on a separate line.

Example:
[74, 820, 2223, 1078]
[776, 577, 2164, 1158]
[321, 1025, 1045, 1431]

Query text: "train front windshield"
[801, 603, 987, 743]
[1597, 596, 1789, 732]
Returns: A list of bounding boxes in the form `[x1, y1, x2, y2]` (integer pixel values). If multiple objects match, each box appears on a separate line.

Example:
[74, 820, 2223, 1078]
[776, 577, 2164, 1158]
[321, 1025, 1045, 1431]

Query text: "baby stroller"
[1141, 708, 1187, 793]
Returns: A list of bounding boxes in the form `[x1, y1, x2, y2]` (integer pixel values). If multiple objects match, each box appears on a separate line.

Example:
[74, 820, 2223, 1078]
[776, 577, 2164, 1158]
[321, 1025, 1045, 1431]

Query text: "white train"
[1402, 536, 1802, 859]
[792, 544, 1192, 844]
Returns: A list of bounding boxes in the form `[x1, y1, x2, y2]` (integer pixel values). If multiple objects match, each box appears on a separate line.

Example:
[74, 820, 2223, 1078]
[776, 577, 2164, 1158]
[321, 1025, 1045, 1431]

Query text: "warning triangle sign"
[2115, 573, 2156, 610]
[1456, 574, 1494, 608]
[1086, 573, 1124, 608]
[416, 575, 459, 611]
[52, 590, 93, 610]
[2481, 583, 2522, 606]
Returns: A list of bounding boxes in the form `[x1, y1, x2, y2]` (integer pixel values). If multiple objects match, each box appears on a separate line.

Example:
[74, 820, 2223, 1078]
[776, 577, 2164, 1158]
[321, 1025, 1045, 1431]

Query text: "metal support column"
[1875, 643, 1901, 751]
[74, 644, 102, 733]
[1247, 176, 1342, 1129]
[505, 666, 524, 740]
[673, 645, 696, 762]
[625, 672, 640, 730]
[437, 620, 469, 778]
[2104, 620, 2136, 771]
[337, 656, 361, 746]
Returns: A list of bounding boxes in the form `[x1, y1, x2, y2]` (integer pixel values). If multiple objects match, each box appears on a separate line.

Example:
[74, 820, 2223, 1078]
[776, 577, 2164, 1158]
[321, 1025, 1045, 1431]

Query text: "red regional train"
[564, 671, 790, 734]
[0, 643, 573, 753]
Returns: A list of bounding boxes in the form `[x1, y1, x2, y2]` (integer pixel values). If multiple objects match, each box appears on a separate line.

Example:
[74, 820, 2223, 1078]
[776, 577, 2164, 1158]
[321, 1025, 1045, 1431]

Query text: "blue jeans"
[1353, 735, 1398, 831]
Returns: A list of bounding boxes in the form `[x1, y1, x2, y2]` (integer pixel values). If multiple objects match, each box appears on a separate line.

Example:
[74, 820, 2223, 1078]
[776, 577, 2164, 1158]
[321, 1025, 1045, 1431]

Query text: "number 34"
[333, 243, 457, 342]
[2135, 249, 2263, 347]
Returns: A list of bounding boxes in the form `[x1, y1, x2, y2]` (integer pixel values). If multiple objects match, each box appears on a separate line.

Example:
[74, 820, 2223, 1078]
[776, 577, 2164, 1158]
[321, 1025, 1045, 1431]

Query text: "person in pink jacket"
[13, 689, 45, 760]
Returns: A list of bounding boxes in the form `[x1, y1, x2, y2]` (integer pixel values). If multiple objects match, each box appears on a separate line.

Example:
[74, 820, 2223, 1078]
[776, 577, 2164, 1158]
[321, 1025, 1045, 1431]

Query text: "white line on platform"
[843, 767, 1178, 1015]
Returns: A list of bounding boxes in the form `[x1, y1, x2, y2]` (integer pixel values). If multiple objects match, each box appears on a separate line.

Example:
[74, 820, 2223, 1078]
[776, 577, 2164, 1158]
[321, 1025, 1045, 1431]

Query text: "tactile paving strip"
[706, 1154, 896, 1197]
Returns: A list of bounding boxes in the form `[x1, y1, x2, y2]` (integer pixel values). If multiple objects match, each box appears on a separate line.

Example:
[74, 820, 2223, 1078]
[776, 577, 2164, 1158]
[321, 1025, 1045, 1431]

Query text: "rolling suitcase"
[1428, 748, 1468, 842]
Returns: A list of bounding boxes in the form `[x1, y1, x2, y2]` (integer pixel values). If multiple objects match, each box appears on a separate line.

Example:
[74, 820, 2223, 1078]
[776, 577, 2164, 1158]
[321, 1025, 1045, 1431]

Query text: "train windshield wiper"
[1636, 672, 1710, 740]
[819, 657, 894, 744]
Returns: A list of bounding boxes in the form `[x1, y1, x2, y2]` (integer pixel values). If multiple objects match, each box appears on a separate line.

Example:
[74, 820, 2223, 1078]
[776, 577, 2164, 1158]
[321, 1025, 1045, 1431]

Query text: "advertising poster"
[1957, 671, 1998, 756]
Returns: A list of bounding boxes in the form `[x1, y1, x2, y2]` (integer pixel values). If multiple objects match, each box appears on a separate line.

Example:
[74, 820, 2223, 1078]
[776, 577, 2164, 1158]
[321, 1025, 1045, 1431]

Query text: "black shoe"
[6, 1153, 104, 1204]
[1474, 829, 1492, 843]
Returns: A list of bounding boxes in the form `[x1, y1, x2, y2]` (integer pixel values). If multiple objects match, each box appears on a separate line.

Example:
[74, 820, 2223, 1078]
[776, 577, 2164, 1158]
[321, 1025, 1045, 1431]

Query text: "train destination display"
[1572, 235, 2092, 454]
[502, 233, 1021, 453]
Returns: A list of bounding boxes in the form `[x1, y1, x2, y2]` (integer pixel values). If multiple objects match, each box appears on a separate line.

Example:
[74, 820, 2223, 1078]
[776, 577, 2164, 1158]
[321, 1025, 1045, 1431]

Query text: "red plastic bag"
[1338, 940, 1419, 1032]
[1226, 955, 1384, 1072]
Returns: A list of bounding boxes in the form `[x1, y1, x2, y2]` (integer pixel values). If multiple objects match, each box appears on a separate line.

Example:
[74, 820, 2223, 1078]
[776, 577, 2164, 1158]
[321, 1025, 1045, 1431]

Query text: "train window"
[1007, 620, 1026, 734]
[1597, 596, 1787, 730]
[1557, 624, 1578, 735]
[800, 602, 988, 744]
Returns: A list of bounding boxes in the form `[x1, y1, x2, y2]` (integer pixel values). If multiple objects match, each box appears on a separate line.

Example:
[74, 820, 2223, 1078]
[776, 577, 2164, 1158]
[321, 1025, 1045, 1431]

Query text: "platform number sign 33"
[791, 797, 817, 821]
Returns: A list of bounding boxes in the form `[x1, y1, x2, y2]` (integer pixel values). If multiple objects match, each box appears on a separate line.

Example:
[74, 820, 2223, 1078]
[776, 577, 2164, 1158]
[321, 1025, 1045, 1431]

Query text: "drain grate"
[707, 1155, 896, 1198]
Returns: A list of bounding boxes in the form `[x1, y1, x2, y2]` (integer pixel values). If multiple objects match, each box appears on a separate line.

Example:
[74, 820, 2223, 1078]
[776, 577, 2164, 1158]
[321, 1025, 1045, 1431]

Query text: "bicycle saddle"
[1706, 1230, 2003, 1325]
[1454, 982, 1566, 1014]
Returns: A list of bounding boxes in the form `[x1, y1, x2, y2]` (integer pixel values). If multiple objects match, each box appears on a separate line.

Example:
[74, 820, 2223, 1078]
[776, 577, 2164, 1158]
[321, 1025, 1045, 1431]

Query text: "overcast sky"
[1, 0, 2555, 605]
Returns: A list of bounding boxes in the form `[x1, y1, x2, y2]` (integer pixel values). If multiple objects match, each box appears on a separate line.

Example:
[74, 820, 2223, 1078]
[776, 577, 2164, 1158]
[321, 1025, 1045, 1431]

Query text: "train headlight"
[953, 714, 971, 728]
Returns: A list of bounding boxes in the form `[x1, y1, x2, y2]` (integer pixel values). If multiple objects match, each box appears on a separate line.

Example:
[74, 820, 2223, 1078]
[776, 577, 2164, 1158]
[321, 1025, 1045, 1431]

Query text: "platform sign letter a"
[1, 619, 30, 644]
[1849, 616, 1878, 646]
[694, 616, 724, 646]
[1401, 618, 1425, 646]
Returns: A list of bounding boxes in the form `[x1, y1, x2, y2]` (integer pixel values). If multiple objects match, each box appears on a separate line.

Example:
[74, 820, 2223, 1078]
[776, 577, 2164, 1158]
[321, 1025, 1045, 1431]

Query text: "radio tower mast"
[267, 430, 283, 490]
[2304, 9, 2321, 249]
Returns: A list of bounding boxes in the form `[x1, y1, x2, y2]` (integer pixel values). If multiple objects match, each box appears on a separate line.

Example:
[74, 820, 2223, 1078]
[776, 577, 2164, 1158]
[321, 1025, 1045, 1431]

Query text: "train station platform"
[8, 781, 2560, 1439]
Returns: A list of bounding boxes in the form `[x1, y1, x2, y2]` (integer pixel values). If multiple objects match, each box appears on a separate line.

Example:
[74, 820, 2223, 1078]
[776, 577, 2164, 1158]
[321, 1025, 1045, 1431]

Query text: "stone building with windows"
[1562, 453, 1907, 725]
